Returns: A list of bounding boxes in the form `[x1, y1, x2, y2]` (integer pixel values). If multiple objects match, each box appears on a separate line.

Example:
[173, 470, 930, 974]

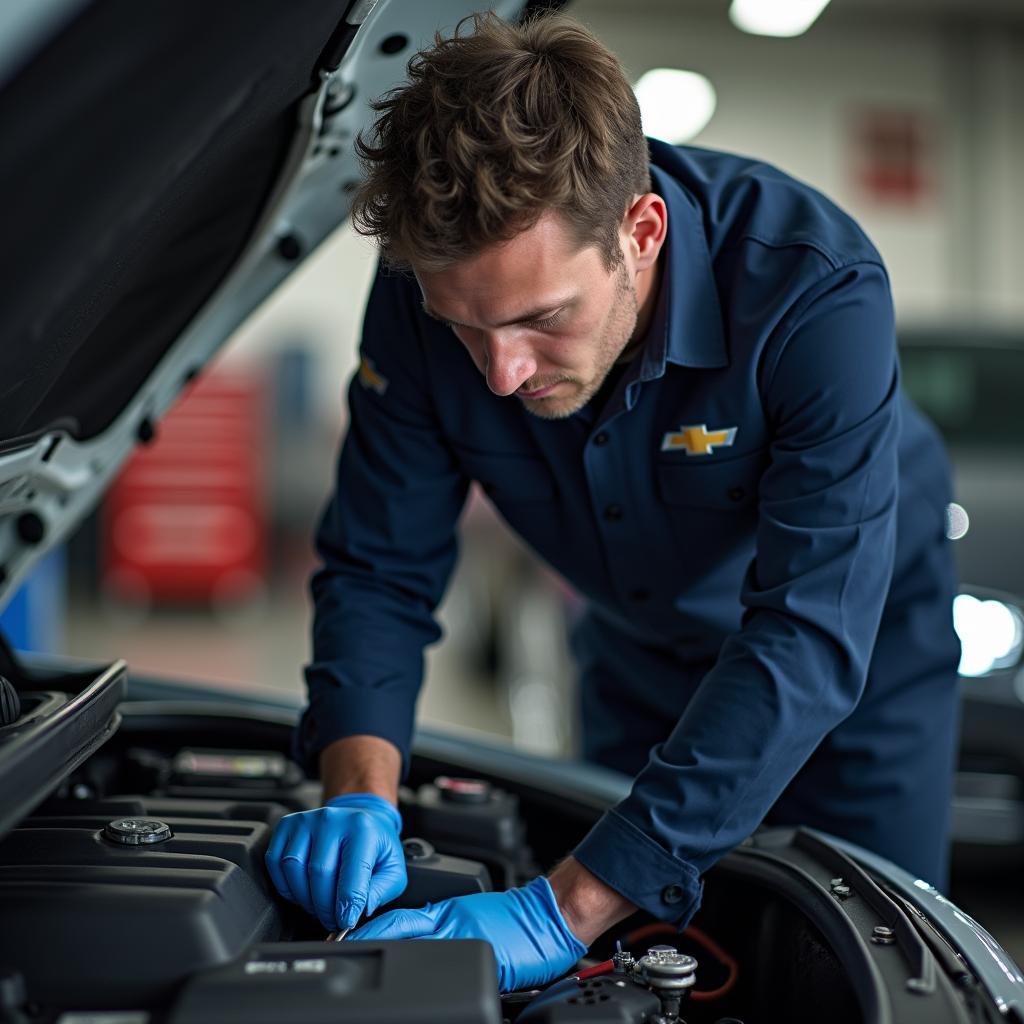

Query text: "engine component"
[0, 809, 282, 1009]
[400, 775, 532, 888]
[517, 974, 661, 1023]
[612, 941, 636, 973]
[393, 837, 493, 907]
[168, 939, 501, 1024]
[403, 776, 522, 852]
[0, 676, 20, 727]
[518, 941, 699, 1022]
[170, 748, 302, 789]
[434, 775, 493, 803]
[126, 746, 322, 812]
[638, 945, 698, 1020]
[102, 816, 173, 845]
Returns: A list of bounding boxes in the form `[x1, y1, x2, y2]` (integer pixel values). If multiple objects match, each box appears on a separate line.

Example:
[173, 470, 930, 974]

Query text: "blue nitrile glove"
[264, 793, 406, 932]
[349, 876, 588, 992]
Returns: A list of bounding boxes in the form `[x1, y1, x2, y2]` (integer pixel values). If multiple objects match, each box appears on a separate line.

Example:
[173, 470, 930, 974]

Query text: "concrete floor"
[65, 579, 513, 742]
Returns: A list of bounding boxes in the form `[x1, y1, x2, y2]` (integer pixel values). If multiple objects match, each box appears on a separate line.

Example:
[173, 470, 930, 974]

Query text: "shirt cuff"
[291, 673, 416, 779]
[572, 809, 704, 927]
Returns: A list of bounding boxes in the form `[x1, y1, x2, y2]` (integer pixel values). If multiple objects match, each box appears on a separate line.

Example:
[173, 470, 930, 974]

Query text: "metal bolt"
[871, 925, 896, 945]
[613, 941, 636, 973]
[830, 877, 852, 899]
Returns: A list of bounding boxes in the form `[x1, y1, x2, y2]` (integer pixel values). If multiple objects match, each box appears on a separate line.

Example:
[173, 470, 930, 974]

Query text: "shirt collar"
[634, 162, 728, 382]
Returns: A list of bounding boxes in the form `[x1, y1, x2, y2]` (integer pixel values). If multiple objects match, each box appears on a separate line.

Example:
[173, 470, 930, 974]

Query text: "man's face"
[413, 209, 653, 420]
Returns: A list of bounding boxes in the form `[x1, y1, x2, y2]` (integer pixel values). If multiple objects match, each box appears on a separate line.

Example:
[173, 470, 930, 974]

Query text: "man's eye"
[529, 312, 564, 330]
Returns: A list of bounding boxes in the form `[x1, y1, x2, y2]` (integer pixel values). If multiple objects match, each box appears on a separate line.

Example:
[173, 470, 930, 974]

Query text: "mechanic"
[266, 12, 962, 993]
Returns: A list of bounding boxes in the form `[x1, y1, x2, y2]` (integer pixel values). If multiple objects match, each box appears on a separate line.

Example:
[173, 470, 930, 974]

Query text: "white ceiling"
[573, 0, 1024, 26]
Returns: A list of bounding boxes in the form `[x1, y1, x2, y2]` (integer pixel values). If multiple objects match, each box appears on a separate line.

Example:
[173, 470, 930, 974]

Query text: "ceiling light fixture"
[634, 69, 717, 145]
[729, 0, 832, 38]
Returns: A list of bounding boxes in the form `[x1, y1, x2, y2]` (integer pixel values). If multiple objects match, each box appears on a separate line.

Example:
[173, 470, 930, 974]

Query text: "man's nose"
[482, 335, 537, 397]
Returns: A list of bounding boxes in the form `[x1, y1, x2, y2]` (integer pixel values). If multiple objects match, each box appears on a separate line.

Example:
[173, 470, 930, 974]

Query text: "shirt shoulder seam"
[721, 232, 886, 274]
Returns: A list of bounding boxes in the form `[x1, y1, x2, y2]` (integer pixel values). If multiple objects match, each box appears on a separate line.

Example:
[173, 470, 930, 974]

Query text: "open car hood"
[0, 0, 552, 612]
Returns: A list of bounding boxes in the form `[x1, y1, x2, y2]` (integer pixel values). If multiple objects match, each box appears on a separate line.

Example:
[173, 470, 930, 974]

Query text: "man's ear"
[623, 193, 667, 271]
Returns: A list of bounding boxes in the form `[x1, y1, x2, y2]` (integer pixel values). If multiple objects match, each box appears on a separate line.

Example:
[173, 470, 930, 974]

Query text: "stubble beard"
[521, 264, 639, 421]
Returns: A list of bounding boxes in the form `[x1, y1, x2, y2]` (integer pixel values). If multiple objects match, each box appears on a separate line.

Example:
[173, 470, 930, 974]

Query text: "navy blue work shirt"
[297, 138, 935, 924]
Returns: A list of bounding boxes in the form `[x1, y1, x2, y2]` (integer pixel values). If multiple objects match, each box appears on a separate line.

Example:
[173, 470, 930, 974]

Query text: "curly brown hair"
[350, 11, 651, 272]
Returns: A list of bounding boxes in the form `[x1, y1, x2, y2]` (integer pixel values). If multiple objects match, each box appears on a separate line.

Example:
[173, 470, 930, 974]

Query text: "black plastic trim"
[0, 660, 126, 839]
[795, 829, 937, 995]
[730, 842, 889, 1022]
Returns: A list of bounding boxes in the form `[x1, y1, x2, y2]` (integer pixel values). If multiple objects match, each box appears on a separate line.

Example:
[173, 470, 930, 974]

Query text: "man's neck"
[634, 252, 663, 340]
[619, 252, 664, 363]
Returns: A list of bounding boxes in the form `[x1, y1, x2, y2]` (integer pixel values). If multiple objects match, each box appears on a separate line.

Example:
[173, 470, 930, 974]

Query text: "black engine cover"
[0, 805, 283, 1009]
[169, 940, 501, 1024]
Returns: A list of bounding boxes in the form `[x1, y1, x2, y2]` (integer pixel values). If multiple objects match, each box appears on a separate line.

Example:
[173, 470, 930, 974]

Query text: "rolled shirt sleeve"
[293, 267, 469, 775]
[574, 261, 901, 922]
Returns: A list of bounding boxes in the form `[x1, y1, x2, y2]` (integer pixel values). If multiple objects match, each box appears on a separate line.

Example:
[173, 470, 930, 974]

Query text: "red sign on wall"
[850, 108, 936, 204]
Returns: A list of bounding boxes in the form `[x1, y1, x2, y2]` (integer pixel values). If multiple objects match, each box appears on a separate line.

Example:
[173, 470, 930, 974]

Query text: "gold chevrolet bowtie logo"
[661, 423, 738, 456]
[358, 356, 389, 396]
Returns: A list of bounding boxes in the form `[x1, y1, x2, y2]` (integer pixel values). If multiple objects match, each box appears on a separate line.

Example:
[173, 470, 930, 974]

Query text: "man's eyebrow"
[421, 300, 572, 328]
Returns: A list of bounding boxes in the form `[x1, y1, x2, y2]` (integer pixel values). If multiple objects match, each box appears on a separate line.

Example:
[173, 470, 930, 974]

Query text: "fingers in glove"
[365, 845, 407, 917]
[265, 815, 299, 902]
[279, 822, 315, 918]
[349, 906, 438, 942]
[309, 816, 345, 931]
[334, 817, 378, 930]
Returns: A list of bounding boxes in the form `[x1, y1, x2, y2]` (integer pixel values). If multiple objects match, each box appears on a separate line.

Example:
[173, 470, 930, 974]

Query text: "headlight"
[953, 593, 1024, 677]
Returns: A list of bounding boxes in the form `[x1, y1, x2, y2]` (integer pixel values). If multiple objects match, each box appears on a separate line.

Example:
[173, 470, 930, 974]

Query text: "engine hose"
[574, 959, 615, 981]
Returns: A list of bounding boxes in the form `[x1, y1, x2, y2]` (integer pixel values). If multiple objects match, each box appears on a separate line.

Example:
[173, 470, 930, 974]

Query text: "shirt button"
[604, 504, 623, 522]
[727, 486, 746, 502]
[662, 884, 686, 905]
[593, 431, 610, 446]
[629, 588, 650, 602]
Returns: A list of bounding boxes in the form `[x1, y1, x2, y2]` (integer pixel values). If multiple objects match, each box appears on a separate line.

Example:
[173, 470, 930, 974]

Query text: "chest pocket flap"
[657, 449, 767, 510]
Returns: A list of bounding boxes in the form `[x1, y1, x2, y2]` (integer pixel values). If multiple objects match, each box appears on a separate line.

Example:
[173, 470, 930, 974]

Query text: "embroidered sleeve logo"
[358, 356, 390, 396]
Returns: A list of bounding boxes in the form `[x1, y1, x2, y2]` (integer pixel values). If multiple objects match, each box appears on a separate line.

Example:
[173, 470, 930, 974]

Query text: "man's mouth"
[518, 382, 563, 399]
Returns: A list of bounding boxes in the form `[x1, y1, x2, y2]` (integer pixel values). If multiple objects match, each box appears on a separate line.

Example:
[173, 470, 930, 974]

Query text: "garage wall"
[573, 1, 1024, 327]
[225, 2, 1024, 425]
[968, 27, 1024, 323]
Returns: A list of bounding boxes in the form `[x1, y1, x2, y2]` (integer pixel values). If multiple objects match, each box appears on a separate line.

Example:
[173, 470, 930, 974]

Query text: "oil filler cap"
[103, 817, 173, 845]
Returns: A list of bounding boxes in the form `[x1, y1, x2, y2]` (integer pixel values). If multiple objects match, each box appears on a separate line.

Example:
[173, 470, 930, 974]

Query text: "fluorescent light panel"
[634, 68, 717, 145]
[729, 0, 832, 37]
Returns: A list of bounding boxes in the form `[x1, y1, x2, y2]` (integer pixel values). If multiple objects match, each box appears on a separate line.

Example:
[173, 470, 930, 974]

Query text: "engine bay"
[0, 657, 999, 1024]
[0, 731, 847, 1024]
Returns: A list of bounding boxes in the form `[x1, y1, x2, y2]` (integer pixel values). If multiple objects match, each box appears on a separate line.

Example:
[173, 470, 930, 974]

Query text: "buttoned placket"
[582, 372, 665, 611]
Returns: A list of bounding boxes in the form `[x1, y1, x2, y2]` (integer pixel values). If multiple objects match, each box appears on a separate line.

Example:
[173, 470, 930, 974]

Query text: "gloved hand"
[264, 793, 406, 932]
[349, 876, 588, 992]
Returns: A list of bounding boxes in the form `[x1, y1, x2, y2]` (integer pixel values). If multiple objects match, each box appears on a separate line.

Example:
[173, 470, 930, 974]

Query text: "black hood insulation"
[0, 0, 351, 446]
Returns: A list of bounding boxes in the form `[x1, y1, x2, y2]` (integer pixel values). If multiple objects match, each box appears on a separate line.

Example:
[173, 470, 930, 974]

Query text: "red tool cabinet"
[102, 369, 269, 606]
